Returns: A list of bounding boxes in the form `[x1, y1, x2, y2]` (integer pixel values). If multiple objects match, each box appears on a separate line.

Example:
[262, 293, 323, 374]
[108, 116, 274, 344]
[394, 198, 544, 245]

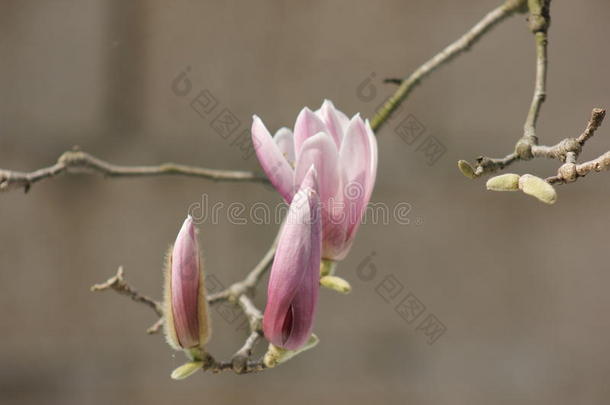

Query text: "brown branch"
[456, 1, 608, 192]
[460, 3, 610, 192]
[577, 108, 607, 145]
[521, 0, 551, 147]
[0, 148, 268, 193]
[461, 0, 551, 178]
[200, 351, 266, 374]
[91, 232, 278, 375]
[370, 0, 527, 132]
[91, 266, 163, 316]
[91, 266, 164, 334]
[470, 108, 608, 188]
[545, 109, 609, 184]
[146, 318, 165, 335]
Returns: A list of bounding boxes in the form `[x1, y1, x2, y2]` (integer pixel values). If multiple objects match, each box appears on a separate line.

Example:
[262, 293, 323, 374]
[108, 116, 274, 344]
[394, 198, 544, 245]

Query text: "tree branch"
[91, 266, 164, 334]
[91, 266, 163, 316]
[91, 232, 278, 375]
[370, 0, 527, 132]
[521, 0, 550, 147]
[461, 0, 551, 177]
[0, 148, 268, 193]
[457, 2, 609, 191]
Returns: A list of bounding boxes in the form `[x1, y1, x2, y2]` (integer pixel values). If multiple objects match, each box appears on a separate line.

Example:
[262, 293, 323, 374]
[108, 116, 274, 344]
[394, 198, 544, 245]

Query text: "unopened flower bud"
[518, 174, 557, 204]
[163, 216, 211, 358]
[263, 167, 322, 351]
[486, 173, 521, 191]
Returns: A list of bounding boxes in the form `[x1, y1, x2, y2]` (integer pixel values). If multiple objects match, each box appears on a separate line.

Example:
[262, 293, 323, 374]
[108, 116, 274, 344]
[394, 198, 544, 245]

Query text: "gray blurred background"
[1, 1, 610, 404]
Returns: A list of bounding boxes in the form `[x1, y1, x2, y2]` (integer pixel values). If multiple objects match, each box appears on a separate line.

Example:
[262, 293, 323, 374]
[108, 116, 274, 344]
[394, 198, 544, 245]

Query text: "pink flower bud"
[263, 167, 322, 350]
[164, 216, 210, 352]
[252, 100, 377, 261]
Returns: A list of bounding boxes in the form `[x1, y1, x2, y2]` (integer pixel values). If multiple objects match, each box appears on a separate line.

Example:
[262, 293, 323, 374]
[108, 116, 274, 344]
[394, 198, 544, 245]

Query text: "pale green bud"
[320, 275, 351, 294]
[486, 173, 521, 191]
[263, 334, 319, 368]
[518, 174, 557, 204]
[458, 160, 476, 179]
[170, 361, 204, 380]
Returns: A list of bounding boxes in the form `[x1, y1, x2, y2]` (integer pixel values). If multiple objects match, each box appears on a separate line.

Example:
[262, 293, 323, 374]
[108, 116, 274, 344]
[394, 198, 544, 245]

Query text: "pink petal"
[315, 99, 350, 148]
[293, 107, 327, 156]
[252, 116, 296, 202]
[171, 216, 202, 349]
[321, 214, 348, 260]
[263, 167, 321, 350]
[294, 132, 340, 206]
[273, 127, 296, 166]
[329, 115, 376, 259]
[340, 115, 371, 218]
[364, 119, 378, 203]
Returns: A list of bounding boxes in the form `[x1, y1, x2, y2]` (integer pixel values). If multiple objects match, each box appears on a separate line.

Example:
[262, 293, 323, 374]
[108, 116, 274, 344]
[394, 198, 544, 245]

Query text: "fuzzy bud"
[320, 275, 351, 294]
[170, 361, 204, 380]
[518, 174, 557, 204]
[457, 160, 476, 179]
[163, 216, 211, 355]
[486, 173, 521, 191]
[263, 334, 319, 368]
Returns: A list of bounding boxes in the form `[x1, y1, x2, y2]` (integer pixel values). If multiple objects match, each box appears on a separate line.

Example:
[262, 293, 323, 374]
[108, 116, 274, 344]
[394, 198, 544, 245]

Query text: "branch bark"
[370, 0, 527, 132]
[0, 148, 267, 193]
[92, 232, 278, 375]
[455, 2, 610, 191]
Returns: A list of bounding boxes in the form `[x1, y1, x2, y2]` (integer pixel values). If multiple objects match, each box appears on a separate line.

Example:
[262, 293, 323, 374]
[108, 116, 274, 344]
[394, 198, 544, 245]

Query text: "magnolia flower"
[263, 167, 322, 350]
[164, 216, 210, 354]
[252, 100, 377, 261]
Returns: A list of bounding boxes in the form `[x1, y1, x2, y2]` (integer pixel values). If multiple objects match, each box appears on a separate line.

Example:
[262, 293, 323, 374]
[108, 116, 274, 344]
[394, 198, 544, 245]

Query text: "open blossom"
[163, 216, 211, 352]
[263, 167, 322, 350]
[252, 100, 377, 261]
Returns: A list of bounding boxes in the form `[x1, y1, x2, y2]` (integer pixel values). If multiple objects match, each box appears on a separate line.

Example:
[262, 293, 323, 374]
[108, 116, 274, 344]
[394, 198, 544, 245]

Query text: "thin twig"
[206, 236, 277, 304]
[544, 109, 609, 184]
[146, 318, 165, 335]
[91, 230, 278, 374]
[371, 0, 527, 132]
[91, 266, 163, 317]
[463, 0, 551, 177]
[0, 148, 268, 193]
[91, 266, 164, 334]
[458, 0, 610, 190]
[516, 0, 550, 157]
[201, 352, 266, 374]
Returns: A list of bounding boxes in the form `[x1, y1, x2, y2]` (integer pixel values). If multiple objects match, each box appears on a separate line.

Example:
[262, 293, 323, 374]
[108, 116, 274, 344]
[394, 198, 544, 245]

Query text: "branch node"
[515, 137, 536, 160]
[527, 0, 551, 33]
